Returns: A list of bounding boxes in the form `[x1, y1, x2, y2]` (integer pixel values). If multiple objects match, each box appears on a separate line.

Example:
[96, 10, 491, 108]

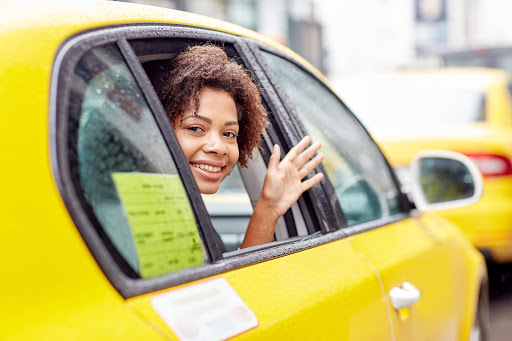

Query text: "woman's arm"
[240, 136, 324, 248]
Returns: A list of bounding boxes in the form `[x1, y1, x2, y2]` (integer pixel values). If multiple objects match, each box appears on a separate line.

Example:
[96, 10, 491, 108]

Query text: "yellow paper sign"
[112, 172, 204, 278]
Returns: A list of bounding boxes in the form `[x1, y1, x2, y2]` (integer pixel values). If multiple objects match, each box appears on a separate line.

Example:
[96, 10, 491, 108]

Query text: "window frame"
[238, 39, 347, 234]
[51, 24, 354, 298]
[247, 42, 414, 236]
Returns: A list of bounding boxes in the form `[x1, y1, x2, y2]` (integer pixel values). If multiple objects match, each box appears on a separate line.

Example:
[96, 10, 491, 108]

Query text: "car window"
[137, 41, 315, 251]
[262, 51, 404, 226]
[68, 44, 208, 278]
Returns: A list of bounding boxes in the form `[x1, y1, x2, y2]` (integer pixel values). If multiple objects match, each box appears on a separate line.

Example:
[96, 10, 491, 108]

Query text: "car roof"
[1, 0, 253, 38]
[1, 0, 318, 73]
[1, 0, 331, 98]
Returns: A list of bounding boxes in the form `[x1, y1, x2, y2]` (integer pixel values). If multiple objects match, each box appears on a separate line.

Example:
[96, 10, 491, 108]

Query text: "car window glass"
[262, 51, 404, 225]
[69, 44, 207, 278]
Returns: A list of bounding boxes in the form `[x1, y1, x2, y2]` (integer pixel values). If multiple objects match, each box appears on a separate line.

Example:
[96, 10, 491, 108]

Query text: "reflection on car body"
[1, 0, 489, 340]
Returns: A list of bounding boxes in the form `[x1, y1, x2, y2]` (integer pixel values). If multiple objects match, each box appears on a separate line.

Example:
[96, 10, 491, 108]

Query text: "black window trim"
[248, 42, 415, 233]
[50, 23, 365, 298]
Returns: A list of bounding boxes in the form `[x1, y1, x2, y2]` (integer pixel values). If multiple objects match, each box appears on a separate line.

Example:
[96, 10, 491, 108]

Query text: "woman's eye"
[223, 131, 239, 139]
[187, 126, 203, 133]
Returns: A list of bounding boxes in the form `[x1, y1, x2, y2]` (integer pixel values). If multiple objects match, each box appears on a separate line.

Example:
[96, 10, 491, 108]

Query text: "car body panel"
[349, 213, 484, 340]
[127, 238, 394, 340]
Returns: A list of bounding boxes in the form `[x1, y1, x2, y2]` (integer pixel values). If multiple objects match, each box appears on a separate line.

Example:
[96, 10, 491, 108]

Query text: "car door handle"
[389, 282, 421, 310]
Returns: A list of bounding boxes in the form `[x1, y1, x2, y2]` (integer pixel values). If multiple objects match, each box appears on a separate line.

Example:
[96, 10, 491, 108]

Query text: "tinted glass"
[263, 52, 404, 225]
[70, 44, 207, 278]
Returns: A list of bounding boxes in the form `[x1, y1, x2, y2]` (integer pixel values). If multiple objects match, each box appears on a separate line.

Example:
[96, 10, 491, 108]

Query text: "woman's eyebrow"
[182, 115, 238, 126]
[181, 114, 212, 124]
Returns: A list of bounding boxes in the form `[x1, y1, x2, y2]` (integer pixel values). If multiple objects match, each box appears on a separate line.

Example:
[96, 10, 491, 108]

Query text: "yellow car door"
[53, 27, 395, 340]
[256, 47, 487, 340]
[349, 212, 485, 341]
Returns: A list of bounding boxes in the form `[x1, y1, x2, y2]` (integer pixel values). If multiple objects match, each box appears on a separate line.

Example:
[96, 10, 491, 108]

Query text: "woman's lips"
[190, 162, 224, 181]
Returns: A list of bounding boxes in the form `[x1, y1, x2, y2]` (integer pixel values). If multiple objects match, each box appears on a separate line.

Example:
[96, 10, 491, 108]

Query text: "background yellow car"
[339, 67, 512, 264]
[1, 0, 488, 340]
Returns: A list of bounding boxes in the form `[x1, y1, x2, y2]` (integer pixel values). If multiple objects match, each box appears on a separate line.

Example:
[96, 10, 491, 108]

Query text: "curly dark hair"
[150, 44, 268, 167]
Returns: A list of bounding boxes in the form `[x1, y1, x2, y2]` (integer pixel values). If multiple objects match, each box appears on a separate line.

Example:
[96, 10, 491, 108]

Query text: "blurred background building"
[117, 0, 512, 82]
[116, 0, 326, 74]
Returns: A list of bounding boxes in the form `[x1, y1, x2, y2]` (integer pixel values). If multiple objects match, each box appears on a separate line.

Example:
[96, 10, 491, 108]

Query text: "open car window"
[59, 32, 324, 288]
[135, 39, 316, 252]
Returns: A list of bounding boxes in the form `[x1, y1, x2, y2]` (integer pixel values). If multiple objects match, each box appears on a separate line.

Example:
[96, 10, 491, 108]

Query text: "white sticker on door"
[151, 277, 258, 341]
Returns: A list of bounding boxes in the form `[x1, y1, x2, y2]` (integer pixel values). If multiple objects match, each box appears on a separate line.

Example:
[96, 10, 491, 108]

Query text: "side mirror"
[409, 150, 483, 212]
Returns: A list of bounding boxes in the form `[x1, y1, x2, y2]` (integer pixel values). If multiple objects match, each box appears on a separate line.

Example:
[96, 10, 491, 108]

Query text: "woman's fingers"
[283, 135, 322, 169]
[301, 173, 324, 191]
[294, 140, 322, 168]
[268, 144, 281, 171]
[298, 153, 324, 179]
[282, 135, 311, 163]
[272, 135, 323, 187]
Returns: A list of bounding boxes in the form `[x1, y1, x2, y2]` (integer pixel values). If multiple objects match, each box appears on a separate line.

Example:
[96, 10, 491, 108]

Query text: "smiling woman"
[150, 44, 325, 248]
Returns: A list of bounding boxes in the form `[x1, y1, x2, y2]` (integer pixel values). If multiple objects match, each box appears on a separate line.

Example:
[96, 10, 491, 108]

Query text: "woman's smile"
[191, 163, 222, 174]
[190, 160, 225, 181]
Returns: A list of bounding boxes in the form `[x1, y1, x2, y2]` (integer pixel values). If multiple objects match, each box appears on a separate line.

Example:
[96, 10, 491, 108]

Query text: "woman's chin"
[197, 183, 220, 194]
[194, 177, 221, 194]
[190, 165, 225, 194]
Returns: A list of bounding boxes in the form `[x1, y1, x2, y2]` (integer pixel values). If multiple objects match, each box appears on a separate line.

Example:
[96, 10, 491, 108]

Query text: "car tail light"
[463, 153, 512, 177]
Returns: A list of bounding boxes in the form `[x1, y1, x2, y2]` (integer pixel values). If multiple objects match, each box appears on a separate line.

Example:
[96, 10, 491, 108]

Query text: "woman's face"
[173, 87, 240, 194]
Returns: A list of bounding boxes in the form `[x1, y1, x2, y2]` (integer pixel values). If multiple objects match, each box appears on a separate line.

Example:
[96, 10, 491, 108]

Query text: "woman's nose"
[203, 133, 228, 155]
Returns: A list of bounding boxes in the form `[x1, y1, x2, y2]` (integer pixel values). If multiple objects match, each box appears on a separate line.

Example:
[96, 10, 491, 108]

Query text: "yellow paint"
[349, 213, 485, 341]
[398, 307, 410, 322]
[128, 237, 395, 340]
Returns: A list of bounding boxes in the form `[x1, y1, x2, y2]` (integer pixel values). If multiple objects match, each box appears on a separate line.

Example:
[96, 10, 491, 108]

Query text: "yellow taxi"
[339, 68, 512, 264]
[1, 1, 489, 340]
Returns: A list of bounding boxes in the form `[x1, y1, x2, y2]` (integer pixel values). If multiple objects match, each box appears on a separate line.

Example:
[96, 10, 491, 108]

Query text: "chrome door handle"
[389, 282, 421, 310]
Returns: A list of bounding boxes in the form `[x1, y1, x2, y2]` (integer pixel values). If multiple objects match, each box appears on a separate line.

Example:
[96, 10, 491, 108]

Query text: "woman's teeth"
[192, 163, 221, 173]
